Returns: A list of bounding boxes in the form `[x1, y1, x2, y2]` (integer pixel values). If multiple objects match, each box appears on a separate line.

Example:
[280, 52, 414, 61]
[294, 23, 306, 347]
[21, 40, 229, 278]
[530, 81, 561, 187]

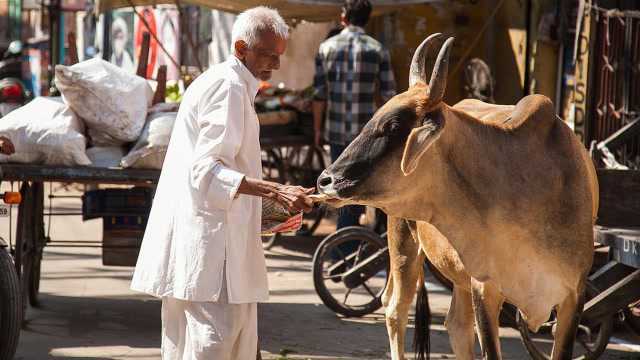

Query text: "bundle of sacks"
[0, 58, 177, 169]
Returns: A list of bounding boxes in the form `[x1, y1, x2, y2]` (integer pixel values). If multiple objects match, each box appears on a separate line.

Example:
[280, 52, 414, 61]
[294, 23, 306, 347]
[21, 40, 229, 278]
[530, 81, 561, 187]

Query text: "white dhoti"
[161, 283, 258, 360]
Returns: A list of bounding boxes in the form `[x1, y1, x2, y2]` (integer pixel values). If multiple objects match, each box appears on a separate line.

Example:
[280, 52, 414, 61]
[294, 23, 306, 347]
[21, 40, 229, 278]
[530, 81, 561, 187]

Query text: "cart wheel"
[312, 226, 388, 317]
[517, 281, 613, 360]
[262, 149, 286, 184]
[15, 182, 32, 321]
[28, 182, 45, 307]
[261, 233, 279, 250]
[0, 247, 22, 360]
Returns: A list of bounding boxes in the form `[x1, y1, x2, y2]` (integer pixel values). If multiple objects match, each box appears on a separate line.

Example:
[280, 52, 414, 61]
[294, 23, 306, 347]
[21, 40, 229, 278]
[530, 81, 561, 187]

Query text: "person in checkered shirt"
[312, 0, 396, 229]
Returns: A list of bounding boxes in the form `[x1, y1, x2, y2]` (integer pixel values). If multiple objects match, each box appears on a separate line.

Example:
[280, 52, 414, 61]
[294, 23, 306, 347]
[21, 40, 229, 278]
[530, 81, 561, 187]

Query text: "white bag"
[0, 97, 91, 166]
[86, 146, 127, 168]
[121, 107, 177, 169]
[55, 58, 153, 145]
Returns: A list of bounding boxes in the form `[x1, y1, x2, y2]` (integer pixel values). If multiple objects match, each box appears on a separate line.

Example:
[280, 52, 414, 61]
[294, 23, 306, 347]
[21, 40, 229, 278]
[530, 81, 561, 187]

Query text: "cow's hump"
[453, 95, 556, 132]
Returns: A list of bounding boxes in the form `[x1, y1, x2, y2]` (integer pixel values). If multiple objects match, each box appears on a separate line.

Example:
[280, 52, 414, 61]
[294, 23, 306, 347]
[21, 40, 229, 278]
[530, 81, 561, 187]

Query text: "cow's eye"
[383, 121, 400, 134]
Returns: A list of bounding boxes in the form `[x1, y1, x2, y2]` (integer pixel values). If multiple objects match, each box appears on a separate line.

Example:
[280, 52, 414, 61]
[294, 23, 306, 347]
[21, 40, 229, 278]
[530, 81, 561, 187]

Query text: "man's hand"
[0, 136, 15, 155]
[238, 178, 315, 213]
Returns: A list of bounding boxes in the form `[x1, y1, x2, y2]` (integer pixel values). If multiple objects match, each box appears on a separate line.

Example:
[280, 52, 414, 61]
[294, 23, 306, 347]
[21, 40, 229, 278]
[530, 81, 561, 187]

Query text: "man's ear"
[400, 117, 444, 176]
[234, 40, 248, 59]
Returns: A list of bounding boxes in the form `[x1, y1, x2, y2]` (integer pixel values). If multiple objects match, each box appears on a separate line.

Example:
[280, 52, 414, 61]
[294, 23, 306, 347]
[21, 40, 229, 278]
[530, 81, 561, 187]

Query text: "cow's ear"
[400, 117, 444, 176]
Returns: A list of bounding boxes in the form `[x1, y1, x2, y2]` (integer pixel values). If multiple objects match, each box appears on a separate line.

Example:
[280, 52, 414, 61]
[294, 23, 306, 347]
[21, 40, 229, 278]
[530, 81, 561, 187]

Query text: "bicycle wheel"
[312, 226, 389, 317]
[517, 281, 613, 360]
[0, 247, 21, 360]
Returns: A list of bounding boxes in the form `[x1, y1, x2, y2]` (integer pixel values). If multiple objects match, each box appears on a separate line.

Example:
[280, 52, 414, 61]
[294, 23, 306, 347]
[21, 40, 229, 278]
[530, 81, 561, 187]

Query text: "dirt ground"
[5, 188, 640, 359]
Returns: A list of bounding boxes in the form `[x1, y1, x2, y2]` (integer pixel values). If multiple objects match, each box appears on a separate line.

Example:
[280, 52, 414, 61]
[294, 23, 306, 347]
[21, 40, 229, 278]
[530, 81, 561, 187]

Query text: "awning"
[95, 0, 438, 22]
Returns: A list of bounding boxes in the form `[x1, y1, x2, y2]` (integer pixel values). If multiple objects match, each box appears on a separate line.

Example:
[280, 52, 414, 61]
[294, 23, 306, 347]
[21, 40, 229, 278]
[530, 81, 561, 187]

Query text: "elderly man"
[131, 7, 313, 360]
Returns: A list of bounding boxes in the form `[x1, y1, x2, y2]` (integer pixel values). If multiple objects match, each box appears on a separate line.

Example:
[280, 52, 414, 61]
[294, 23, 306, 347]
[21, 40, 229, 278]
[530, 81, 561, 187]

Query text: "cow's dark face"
[317, 34, 454, 208]
[317, 87, 443, 201]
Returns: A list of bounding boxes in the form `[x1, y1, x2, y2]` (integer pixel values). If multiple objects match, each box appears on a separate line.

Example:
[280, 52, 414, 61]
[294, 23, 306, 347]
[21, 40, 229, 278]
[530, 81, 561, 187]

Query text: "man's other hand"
[0, 136, 15, 155]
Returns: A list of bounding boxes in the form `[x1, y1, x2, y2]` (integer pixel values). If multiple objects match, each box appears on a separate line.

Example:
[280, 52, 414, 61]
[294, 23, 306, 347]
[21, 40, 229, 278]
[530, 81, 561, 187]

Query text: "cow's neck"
[404, 105, 500, 241]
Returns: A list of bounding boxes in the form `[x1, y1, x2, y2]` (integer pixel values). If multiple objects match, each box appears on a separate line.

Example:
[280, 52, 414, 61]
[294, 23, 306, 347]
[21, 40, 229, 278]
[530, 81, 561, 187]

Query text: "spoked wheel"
[0, 246, 21, 360]
[312, 226, 389, 317]
[15, 182, 45, 318]
[517, 281, 613, 360]
[261, 149, 287, 184]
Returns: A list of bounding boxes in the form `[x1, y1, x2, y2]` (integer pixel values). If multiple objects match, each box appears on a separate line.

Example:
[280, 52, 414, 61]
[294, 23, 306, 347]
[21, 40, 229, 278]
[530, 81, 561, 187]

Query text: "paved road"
[5, 190, 640, 359]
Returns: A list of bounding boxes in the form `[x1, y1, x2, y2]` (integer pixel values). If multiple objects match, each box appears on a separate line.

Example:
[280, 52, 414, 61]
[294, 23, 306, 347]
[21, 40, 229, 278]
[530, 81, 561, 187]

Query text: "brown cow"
[316, 34, 598, 360]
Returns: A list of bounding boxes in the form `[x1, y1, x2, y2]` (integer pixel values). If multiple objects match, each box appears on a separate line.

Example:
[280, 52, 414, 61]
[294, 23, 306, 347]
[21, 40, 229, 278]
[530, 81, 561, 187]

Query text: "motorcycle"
[0, 41, 30, 117]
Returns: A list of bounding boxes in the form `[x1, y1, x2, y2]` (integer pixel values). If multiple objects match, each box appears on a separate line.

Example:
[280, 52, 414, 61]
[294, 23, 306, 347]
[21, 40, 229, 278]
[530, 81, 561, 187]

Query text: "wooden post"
[136, 32, 151, 78]
[67, 32, 79, 65]
[152, 65, 167, 105]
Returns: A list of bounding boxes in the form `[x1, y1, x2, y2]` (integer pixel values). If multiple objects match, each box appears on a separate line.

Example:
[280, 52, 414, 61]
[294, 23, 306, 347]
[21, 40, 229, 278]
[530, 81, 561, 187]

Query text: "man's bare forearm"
[237, 177, 314, 213]
[237, 177, 280, 198]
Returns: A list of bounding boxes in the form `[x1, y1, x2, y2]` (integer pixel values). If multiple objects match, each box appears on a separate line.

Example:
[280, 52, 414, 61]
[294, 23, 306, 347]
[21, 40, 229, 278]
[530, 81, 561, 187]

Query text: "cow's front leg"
[385, 217, 423, 360]
[470, 278, 504, 360]
[551, 290, 584, 360]
[445, 286, 476, 360]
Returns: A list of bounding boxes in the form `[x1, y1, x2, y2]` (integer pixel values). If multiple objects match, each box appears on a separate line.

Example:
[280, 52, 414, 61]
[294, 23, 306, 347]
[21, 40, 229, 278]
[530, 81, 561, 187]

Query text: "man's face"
[235, 30, 287, 81]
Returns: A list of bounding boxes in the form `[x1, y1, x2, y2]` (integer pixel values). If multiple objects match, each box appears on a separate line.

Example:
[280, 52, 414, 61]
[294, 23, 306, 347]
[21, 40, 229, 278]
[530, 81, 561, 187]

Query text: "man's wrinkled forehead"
[253, 30, 287, 53]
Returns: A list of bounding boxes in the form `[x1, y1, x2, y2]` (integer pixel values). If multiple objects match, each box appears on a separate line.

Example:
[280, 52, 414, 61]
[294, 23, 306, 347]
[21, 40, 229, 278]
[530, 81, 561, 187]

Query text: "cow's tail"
[413, 272, 431, 360]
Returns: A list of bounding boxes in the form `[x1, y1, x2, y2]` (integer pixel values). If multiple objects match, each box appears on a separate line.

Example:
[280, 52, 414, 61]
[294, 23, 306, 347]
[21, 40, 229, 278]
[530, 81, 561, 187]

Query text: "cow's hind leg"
[385, 217, 423, 360]
[445, 286, 475, 360]
[551, 291, 584, 360]
[470, 278, 504, 360]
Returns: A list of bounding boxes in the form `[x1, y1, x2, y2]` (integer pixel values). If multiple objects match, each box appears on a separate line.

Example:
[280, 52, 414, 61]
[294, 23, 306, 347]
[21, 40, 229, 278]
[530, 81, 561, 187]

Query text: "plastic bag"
[120, 105, 177, 169]
[55, 58, 153, 145]
[261, 197, 303, 235]
[0, 97, 91, 166]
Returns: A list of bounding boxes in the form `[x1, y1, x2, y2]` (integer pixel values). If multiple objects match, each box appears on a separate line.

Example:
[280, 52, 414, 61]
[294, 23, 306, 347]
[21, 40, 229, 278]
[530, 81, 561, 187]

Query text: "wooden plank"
[136, 32, 151, 78]
[596, 169, 640, 227]
[582, 269, 640, 324]
[588, 260, 637, 291]
[0, 164, 159, 185]
[67, 32, 79, 65]
[152, 65, 167, 105]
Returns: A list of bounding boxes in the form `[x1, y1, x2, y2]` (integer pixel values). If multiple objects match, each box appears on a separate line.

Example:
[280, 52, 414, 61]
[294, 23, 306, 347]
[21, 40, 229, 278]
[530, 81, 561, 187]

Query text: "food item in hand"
[308, 194, 331, 203]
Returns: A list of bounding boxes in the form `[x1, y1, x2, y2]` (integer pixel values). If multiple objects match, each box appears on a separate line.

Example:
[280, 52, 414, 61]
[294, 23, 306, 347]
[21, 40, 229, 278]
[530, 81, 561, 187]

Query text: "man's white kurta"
[131, 56, 268, 303]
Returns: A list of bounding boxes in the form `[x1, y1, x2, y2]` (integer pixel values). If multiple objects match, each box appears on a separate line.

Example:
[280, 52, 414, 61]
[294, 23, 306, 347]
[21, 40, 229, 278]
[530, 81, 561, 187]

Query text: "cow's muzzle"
[317, 170, 338, 197]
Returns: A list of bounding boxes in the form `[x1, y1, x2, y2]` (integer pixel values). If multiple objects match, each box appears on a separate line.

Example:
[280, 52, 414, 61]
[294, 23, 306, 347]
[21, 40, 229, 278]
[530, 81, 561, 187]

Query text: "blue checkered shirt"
[313, 26, 396, 146]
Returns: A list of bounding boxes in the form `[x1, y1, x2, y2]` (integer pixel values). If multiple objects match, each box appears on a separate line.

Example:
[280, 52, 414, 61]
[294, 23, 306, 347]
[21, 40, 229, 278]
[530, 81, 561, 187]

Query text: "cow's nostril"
[318, 175, 333, 188]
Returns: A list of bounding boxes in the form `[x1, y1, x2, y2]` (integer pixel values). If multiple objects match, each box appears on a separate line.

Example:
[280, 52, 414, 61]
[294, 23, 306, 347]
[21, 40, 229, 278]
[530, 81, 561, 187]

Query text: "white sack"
[121, 107, 177, 169]
[55, 58, 153, 145]
[0, 97, 91, 166]
[86, 146, 127, 168]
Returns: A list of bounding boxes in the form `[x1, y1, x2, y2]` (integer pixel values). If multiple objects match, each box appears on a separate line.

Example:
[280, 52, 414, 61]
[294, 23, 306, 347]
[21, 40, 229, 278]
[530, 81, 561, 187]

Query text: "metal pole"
[48, 0, 61, 94]
[523, 0, 533, 96]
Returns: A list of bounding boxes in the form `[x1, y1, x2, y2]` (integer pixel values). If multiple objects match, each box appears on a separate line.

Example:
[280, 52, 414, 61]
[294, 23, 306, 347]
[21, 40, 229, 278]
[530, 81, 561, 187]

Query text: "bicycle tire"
[312, 226, 388, 317]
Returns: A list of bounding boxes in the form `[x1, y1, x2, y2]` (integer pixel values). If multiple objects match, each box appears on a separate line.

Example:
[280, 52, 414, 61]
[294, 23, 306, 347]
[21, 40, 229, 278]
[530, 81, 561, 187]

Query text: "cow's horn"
[428, 37, 455, 104]
[408, 33, 443, 87]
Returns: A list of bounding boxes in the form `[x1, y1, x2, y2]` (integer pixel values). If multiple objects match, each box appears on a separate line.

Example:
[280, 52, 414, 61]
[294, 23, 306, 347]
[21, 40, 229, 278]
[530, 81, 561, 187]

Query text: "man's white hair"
[231, 7, 289, 52]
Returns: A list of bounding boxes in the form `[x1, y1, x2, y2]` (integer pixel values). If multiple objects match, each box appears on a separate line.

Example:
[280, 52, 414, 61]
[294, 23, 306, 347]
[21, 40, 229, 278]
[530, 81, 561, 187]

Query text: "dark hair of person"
[326, 25, 344, 40]
[343, 0, 372, 27]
